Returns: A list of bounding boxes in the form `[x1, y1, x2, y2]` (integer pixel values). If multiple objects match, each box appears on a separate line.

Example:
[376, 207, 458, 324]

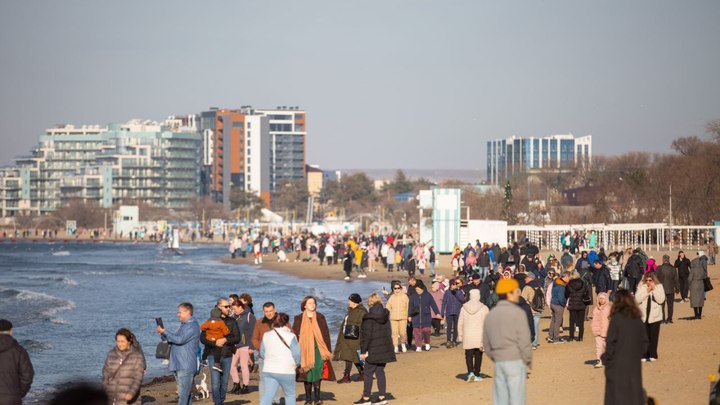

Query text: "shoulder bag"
[155, 340, 171, 359]
[274, 330, 304, 381]
[342, 316, 360, 340]
[704, 277, 714, 292]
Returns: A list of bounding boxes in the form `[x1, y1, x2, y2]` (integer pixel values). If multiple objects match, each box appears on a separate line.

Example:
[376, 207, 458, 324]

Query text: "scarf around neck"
[299, 311, 332, 371]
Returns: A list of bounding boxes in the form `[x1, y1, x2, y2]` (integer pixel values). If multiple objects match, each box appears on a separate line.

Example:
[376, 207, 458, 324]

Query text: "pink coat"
[591, 303, 611, 337]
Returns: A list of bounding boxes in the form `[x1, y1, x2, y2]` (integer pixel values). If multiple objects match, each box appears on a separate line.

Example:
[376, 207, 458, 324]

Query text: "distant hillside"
[340, 168, 485, 184]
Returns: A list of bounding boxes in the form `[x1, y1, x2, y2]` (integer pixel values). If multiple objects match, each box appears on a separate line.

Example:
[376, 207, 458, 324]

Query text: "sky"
[1, 1, 719, 171]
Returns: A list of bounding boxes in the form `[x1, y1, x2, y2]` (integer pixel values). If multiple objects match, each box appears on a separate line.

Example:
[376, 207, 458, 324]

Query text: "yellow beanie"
[495, 278, 519, 295]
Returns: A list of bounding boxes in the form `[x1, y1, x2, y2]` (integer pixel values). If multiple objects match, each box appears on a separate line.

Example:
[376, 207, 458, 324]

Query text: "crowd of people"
[1, 230, 716, 405]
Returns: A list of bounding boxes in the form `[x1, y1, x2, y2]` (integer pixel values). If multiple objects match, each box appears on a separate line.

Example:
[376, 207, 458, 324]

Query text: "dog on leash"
[193, 371, 209, 400]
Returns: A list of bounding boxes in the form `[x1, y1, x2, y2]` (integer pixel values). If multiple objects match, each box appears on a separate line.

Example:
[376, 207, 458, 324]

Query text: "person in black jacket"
[462, 273, 482, 303]
[200, 298, 241, 405]
[356, 293, 396, 405]
[565, 273, 589, 342]
[0, 319, 34, 405]
[624, 250, 645, 293]
[674, 251, 691, 302]
[592, 260, 612, 295]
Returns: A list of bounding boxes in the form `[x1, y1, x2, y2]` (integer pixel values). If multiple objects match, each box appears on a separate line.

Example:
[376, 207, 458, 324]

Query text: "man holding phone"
[157, 303, 200, 405]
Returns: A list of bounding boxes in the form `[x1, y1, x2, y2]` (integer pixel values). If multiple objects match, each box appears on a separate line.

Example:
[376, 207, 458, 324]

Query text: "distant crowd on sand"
[1, 230, 718, 405]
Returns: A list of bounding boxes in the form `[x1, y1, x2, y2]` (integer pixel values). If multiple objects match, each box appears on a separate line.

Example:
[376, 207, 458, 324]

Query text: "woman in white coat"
[458, 289, 490, 382]
[635, 272, 665, 362]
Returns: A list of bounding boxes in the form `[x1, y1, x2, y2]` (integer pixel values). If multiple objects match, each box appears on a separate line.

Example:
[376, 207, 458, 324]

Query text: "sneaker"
[371, 397, 388, 405]
[473, 374, 483, 382]
[648, 357, 657, 362]
[353, 399, 372, 405]
[344, 276, 350, 280]
[424, 344, 431, 351]
[546, 338, 554, 344]
[466, 373, 475, 382]
[594, 360, 603, 368]
[446, 342, 453, 349]
[641, 358, 647, 363]
[416, 347, 422, 352]
[394, 346, 399, 354]
[212, 364, 223, 372]
[532, 345, 538, 350]
[400, 344, 407, 353]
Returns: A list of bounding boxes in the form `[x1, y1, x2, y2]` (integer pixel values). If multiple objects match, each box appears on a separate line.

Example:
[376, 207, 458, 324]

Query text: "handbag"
[322, 360, 330, 380]
[581, 287, 592, 306]
[343, 324, 360, 340]
[155, 340, 171, 359]
[704, 277, 714, 292]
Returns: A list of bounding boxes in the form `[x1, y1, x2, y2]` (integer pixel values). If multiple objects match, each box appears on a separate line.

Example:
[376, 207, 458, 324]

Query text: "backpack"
[530, 286, 545, 312]
[486, 291, 499, 309]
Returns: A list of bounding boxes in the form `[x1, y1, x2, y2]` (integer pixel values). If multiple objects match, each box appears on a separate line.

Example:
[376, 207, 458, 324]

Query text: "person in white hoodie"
[259, 313, 301, 405]
[634, 272, 665, 362]
[458, 289, 490, 382]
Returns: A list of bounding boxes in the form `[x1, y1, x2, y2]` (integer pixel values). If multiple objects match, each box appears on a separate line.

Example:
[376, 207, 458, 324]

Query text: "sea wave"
[0, 288, 76, 318]
[25, 276, 79, 286]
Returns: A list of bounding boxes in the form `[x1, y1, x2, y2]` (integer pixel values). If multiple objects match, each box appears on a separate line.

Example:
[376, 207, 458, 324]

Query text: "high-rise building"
[0, 118, 201, 217]
[200, 106, 305, 208]
[486, 134, 592, 185]
[255, 107, 307, 191]
[199, 107, 272, 208]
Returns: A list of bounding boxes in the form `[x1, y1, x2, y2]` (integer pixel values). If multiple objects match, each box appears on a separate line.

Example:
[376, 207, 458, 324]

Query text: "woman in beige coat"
[635, 273, 665, 362]
[386, 281, 409, 353]
[458, 289, 489, 382]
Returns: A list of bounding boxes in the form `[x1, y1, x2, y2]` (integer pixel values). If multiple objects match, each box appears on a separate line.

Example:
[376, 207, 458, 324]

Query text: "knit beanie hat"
[495, 278, 519, 295]
[210, 308, 222, 319]
[349, 293, 362, 304]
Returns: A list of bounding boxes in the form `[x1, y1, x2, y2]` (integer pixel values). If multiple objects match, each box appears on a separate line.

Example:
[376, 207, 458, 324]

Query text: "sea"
[0, 242, 386, 402]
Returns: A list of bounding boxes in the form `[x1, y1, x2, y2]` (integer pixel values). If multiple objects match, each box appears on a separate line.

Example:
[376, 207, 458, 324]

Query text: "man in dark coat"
[592, 260, 612, 294]
[200, 298, 241, 405]
[624, 250, 645, 292]
[656, 255, 679, 323]
[462, 273, 482, 303]
[0, 319, 34, 405]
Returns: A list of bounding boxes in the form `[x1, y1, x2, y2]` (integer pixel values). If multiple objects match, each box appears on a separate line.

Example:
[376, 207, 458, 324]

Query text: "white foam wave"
[51, 251, 71, 256]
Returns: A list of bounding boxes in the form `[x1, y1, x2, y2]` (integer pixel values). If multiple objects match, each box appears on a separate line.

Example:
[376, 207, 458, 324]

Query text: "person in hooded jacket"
[334, 294, 368, 384]
[408, 284, 440, 352]
[102, 328, 146, 405]
[688, 251, 708, 319]
[0, 319, 34, 405]
[656, 255, 679, 323]
[458, 289, 489, 382]
[591, 293, 611, 368]
[565, 272, 589, 342]
[674, 251, 692, 302]
[355, 293, 396, 405]
[441, 280, 465, 348]
[624, 250, 645, 293]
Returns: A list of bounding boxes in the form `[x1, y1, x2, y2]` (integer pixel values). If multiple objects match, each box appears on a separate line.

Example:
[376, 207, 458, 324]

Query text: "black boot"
[314, 381, 323, 404]
[230, 382, 240, 394]
[304, 382, 313, 405]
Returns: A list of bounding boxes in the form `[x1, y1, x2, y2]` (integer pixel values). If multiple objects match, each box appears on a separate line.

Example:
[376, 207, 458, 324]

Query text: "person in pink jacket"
[644, 257, 657, 273]
[591, 292, 612, 368]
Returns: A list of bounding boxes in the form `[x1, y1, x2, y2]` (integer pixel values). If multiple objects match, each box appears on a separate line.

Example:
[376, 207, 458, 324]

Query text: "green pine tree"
[502, 180, 516, 224]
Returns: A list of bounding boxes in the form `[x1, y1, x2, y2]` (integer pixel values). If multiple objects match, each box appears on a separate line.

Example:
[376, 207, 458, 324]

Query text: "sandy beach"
[138, 251, 720, 405]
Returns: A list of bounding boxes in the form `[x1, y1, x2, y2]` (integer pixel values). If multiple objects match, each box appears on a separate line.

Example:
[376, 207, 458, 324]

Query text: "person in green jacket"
[334, 294, 368, 383]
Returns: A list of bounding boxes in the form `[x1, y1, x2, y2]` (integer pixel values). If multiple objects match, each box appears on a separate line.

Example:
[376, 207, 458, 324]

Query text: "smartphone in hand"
[155, 318, 164, 328]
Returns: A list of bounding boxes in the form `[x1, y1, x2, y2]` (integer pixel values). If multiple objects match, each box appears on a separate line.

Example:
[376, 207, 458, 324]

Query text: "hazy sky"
[1, 1, 719, 171]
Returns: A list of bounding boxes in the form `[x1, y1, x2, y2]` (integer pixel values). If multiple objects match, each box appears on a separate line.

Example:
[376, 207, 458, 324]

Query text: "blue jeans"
[429, 262, 435, 277]
[493, 359, 527, 405]
[175, 369, 194, 405]
[208, 355, 233, 405]
[260, 372, 296, 405]
[479, 267, 489, 280]
[532, 313, 541, 347]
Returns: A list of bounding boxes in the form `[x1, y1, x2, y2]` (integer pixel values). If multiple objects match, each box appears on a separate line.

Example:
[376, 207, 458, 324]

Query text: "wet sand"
[140, 251, 719, 405]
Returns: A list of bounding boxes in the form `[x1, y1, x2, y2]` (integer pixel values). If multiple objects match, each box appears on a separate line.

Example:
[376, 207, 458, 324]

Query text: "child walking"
[591, 292, 611, 368]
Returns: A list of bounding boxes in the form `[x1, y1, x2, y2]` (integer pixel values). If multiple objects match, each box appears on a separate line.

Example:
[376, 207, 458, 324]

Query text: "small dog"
[193, 371, 209, 400]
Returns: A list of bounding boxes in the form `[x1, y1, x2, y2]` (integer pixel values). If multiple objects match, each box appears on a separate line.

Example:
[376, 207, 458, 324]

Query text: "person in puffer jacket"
[102, 328, 146, 405]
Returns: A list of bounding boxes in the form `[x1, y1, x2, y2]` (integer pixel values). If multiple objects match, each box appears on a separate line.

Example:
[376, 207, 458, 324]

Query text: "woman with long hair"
[230, 298, 256, 394]
[259, 313, 300, 405]
[601, 290, 648, 405]
[293, 296, 336, 405]
[635, 272, 665, 361]
[102, 328, 146, 405]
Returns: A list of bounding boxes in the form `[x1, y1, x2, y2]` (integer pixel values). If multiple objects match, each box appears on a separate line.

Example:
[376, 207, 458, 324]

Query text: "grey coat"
[688, 256, 708, 308]
[102, 345, 146, 405]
